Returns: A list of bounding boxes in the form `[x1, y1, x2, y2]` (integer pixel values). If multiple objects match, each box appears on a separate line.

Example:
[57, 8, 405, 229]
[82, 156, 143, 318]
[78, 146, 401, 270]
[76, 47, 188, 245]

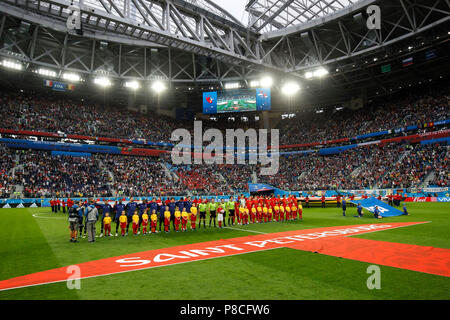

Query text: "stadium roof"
[246, 0, 361, 32]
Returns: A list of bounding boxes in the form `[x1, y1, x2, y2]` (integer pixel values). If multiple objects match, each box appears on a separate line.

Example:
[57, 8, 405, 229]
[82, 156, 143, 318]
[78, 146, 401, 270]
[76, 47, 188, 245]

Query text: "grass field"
[0, 202, 449, 300]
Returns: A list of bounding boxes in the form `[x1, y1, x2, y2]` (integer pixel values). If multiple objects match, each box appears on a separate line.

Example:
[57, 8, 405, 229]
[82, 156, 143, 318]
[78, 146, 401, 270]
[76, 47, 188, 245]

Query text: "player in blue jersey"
[99, 200, 112, 237]
[175, 198, 185, 213]
[113, 200, 126, 236]
[355, 203, 362, 218]
[184, 196, 192, 214]
[374, 206, 381, 219]
[167, 198, 176, 230]
[342, 198, 346, 217]
[137, 199, 148, 232]
[402, 203, 409, 215]
[158, 198, 166, 232]
[125, 199, 137, 235]
[76, 201, 85, 240]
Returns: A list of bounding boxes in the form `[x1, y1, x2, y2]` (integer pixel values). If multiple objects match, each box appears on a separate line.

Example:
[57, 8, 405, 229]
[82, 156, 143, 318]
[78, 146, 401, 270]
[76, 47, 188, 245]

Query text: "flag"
[381, 64, 391, 73]
[425, 49, 437, 60]
[349, 197, 404, 217]
[402, 57, 413, 67]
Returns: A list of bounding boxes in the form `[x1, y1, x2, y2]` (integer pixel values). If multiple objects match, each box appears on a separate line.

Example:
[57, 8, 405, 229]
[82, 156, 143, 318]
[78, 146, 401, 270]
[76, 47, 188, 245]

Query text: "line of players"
[72, 194, 303, 238]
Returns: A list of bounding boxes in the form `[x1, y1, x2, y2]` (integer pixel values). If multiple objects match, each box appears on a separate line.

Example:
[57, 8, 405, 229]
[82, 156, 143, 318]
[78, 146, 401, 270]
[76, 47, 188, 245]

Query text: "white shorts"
[217, 214, 223, 221]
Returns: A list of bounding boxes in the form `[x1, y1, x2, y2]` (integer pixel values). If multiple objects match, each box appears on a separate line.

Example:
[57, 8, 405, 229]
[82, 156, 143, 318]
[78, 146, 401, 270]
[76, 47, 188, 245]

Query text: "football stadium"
[0, 0, 449, 308]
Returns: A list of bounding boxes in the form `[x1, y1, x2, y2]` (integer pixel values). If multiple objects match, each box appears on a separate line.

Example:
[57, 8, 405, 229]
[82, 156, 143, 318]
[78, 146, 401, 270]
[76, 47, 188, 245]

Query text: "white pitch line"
[32, 213, 66, 219]
[224, 226, 266, 234]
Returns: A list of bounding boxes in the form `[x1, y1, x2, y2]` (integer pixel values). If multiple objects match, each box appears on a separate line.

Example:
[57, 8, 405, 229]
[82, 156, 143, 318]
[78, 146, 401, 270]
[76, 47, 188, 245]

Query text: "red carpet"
[1, 221, 448, 291]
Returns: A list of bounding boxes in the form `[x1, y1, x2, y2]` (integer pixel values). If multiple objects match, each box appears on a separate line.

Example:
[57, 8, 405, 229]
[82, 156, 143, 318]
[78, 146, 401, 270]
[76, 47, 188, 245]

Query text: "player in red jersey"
[234, 196, 240, 225]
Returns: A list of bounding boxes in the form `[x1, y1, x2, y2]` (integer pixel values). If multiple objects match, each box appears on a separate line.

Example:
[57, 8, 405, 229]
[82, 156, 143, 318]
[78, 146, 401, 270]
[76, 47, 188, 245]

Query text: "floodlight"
[152, 81, 166, 93]
[260, 76, 273, 88]
[224, 82, 240, 90]
[313, 67, 329, 78]
[94, 77, 111, 87]
[2, 59, 22, 71]
[249, 80, 260, 88]
[62, 73, 80, 82]
[125, 80, 140, 90]
[38, 68, 56, 77]
[305, 71, 313, 79]
[281, 82, 300, 95]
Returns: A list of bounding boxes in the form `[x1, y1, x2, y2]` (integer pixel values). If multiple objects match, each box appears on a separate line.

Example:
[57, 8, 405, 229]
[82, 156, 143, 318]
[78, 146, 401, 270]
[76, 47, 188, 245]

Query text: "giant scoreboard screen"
[203, 88, 271, 114]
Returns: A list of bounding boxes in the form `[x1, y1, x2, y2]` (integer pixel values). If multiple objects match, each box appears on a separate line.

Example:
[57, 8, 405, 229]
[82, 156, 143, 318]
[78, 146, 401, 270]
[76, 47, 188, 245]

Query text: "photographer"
[68, 204, 79, 243]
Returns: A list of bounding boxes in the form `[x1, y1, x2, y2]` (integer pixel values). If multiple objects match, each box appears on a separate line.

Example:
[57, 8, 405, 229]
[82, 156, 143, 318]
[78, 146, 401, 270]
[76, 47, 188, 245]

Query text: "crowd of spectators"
[100, 154, 185, 197]
[0, 90, 183, 143]
[278, 85, 449, 145]
[0, 82, 448, 198]
[257, 142, 446, 191]
[11, 150, 111, 198]
[0, 141, 447, 198]
[1, 83, 447, 148]
[380, 143, 449, 189]
[0, 145, 18, 198]
[174, 164, 231, 196]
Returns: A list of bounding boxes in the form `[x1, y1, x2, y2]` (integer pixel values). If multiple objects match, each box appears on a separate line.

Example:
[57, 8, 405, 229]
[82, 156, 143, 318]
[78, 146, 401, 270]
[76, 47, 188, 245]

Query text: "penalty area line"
[224, 226, 266, 234]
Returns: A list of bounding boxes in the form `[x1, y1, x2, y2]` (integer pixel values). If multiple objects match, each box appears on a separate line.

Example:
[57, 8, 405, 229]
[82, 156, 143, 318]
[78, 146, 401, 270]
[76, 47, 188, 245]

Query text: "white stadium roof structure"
[0, 0, 449, 104]
[246, 0, 360, 33]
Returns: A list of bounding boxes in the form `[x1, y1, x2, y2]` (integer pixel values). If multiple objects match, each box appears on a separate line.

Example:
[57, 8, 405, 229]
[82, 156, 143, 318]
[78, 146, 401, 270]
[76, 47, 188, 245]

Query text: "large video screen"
[203, 88, 271, 114]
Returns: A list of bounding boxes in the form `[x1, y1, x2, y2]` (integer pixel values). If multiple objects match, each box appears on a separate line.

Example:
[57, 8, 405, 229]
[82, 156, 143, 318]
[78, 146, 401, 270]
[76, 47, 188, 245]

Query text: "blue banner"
[319, 144, 358, 155]
[349, 197, 404, 217]
[248, 183, 275, 193]
[1, 138, 120, 154]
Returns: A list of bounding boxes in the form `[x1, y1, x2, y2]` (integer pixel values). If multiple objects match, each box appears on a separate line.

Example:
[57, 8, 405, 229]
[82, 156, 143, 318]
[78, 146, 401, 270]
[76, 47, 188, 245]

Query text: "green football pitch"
[217, 99, 256, 113]
[0, 202, 449, 300]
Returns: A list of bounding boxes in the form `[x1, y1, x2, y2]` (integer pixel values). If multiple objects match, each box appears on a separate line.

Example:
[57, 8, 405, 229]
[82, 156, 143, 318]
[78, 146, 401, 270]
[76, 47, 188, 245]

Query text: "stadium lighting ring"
[305, 67, 329, 79]
[62, 72, 80, 82]
[151, 81, 166, 93]
[94, 77, 112, 87]
[314, 67, 329, 78]
[281, 82, 300, 95]
[2, 59, 23, 71]
[125, 80, 140, 90]
[260, 76, 273, 88]
[37, 68, 57, 78]
[249, 80, 260, 88]
[224, 82, 240, 90]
